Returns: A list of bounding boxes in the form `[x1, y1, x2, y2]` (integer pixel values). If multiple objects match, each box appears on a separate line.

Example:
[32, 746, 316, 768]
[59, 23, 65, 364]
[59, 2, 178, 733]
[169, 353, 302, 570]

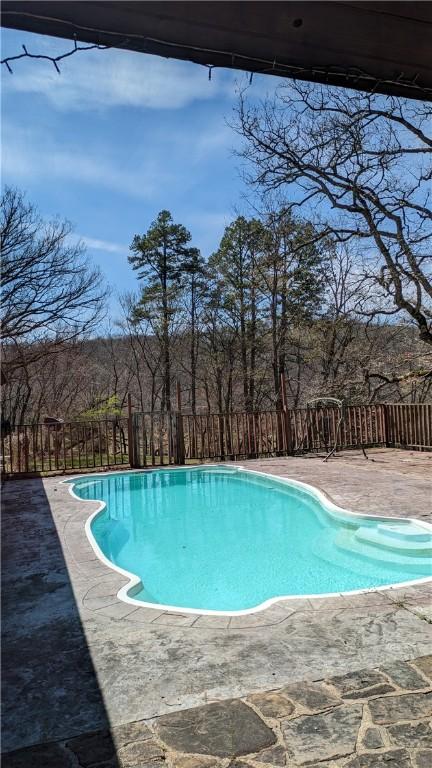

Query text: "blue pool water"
[69, 467, 432, 612]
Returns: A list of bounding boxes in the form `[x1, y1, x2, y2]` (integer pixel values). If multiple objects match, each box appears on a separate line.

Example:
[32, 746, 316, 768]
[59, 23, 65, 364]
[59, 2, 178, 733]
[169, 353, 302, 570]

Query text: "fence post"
[382, 403, 390, 447]
[280, 372, 292, 454]
[218, 414, 225, 460]
[175, 381, 186, 465]
[127, 393, 135, 468]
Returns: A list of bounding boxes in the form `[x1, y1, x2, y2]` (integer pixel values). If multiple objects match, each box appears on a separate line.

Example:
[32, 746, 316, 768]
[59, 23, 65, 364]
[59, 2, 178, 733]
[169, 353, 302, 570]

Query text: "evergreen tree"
[129, 210, 196, 411]
[209, 216, 266, 412]
[259, 211, 326, 405]
[181, 248, 207, 414]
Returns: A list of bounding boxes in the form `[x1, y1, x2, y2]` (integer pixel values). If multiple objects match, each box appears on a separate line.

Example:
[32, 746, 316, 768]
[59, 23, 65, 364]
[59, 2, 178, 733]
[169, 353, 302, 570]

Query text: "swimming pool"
[67, 466, 432, 614]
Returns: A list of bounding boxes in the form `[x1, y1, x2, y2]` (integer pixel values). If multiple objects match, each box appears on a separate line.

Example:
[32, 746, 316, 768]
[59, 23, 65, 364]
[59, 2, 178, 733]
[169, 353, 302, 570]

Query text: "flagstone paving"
[3, 655, 431, 767]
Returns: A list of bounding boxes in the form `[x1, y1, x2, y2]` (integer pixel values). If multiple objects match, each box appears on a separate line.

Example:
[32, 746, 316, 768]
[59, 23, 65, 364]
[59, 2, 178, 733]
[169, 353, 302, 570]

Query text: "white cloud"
[1, 109, 239, 201]
[78, 236, 128, 254]
[1, 42, 238, 111]
[1, 123, 169, 199]
[193, 123, 236, 163]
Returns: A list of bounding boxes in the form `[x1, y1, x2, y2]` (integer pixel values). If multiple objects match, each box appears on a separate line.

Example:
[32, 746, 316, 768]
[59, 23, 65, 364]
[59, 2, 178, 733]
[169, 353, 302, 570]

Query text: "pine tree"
[129, 210, 196, 412]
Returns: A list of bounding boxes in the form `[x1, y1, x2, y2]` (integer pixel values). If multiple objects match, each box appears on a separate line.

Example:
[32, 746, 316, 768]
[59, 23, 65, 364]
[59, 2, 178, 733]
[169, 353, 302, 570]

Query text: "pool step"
[354, 525, 432, 556]
[377, 522, 430, 542]
[333, 530, 432, 571]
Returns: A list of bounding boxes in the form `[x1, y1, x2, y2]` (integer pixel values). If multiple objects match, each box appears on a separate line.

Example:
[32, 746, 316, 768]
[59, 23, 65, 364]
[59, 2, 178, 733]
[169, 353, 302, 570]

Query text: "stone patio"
[3, 655, 431, 767]
[1, 449, 431, 759]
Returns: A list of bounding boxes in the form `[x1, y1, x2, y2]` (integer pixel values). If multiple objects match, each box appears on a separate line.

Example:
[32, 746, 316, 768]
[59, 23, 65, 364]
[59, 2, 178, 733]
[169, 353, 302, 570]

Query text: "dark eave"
[2, 2, 432, 101]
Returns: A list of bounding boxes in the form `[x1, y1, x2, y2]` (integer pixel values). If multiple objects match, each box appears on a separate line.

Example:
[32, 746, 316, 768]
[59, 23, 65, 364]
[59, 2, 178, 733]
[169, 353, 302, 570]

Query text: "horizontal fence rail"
[1, 403, 431, 476]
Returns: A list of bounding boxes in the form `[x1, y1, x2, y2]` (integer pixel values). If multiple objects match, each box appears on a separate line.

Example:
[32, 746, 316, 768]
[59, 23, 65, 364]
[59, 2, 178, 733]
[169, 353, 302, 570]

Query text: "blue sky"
[1, 28, 281, 318]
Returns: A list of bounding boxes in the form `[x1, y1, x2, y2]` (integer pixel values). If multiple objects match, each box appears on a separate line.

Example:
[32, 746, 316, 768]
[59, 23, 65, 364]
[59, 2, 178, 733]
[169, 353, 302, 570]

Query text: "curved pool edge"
[63, 465, 432, 617]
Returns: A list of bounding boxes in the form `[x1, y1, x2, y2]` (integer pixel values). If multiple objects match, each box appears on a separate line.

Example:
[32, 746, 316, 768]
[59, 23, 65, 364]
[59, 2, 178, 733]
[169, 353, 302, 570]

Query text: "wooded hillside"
[2, 87, 431, 424]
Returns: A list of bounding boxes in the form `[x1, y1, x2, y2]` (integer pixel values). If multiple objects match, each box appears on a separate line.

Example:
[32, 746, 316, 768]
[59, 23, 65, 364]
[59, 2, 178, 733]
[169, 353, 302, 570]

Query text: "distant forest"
[2, 199, 430, 426]
[2, 86, 431, 424]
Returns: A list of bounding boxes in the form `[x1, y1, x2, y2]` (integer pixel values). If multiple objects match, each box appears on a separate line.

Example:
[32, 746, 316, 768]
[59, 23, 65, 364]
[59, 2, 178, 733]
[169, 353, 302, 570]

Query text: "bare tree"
[314, 245, 366, 395]
[119, 293, 163, 413]
[1, 339, 97, 425]
[1, 187, 107, 372]
[236, 86, 432, 345]
[257, 211, 326, 406]
[178, 249, 207, 415]
[201, 281, 238, 414]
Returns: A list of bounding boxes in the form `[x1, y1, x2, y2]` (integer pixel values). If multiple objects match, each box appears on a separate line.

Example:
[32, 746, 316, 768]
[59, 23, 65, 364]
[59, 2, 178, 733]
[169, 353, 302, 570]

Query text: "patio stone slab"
[413, 750, 432, 768]
[343, 683, 396, 700]
[83, 578, 124, 598]
[193, 615, 232, 630]
[112, 720, 153, 746]
[281, 703, 362, 763]
[1, 743, 74, 768]
[362, 728, 385, 750]
[345, 749, 412, 768]
[116, 738, 165, 767]
[169, 756, 222, 768]
[253, 744, 287, 765]
[413, 656, 432, 682]
[380, 660, 430, 690]
[369, 692, 432, 724]
[246, 691, 295, 719]
[152, 611, 199, 627]
[84, 594, 121, 610]
[154, 699, 276, 757]
[124, 607, 165, 623]
[229, 612, 284, 630]
[66, 730, 117, 765]
[93, 601, 141, 620]
[328, 669, 389, 696]
[387, 721, 432, 748]
[281, 681, 342, 711]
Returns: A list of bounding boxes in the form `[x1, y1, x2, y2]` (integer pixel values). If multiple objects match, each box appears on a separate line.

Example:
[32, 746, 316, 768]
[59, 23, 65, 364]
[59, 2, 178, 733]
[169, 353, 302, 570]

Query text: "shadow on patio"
[1, 476, 120, 765]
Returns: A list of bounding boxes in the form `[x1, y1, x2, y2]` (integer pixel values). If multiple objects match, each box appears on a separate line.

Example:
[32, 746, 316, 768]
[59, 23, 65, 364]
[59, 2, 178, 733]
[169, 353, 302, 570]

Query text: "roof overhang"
[2, 1, 432, 101]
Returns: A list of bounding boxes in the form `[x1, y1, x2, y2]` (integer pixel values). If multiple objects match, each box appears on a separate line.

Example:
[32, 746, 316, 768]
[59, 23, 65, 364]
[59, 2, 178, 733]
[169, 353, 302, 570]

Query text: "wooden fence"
[132, 411, 176, 467]
[131, 402, 429, 465]
[1, 402, 431, 476]
[182, 410, 283, 460]
[179, 404, 388, 462]
[384, 403, 432, 450]
[1, 417, 130, 475]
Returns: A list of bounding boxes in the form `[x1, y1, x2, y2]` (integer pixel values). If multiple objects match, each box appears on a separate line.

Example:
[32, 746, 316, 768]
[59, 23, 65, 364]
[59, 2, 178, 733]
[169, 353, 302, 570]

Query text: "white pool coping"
[63, 464, 432, 617]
